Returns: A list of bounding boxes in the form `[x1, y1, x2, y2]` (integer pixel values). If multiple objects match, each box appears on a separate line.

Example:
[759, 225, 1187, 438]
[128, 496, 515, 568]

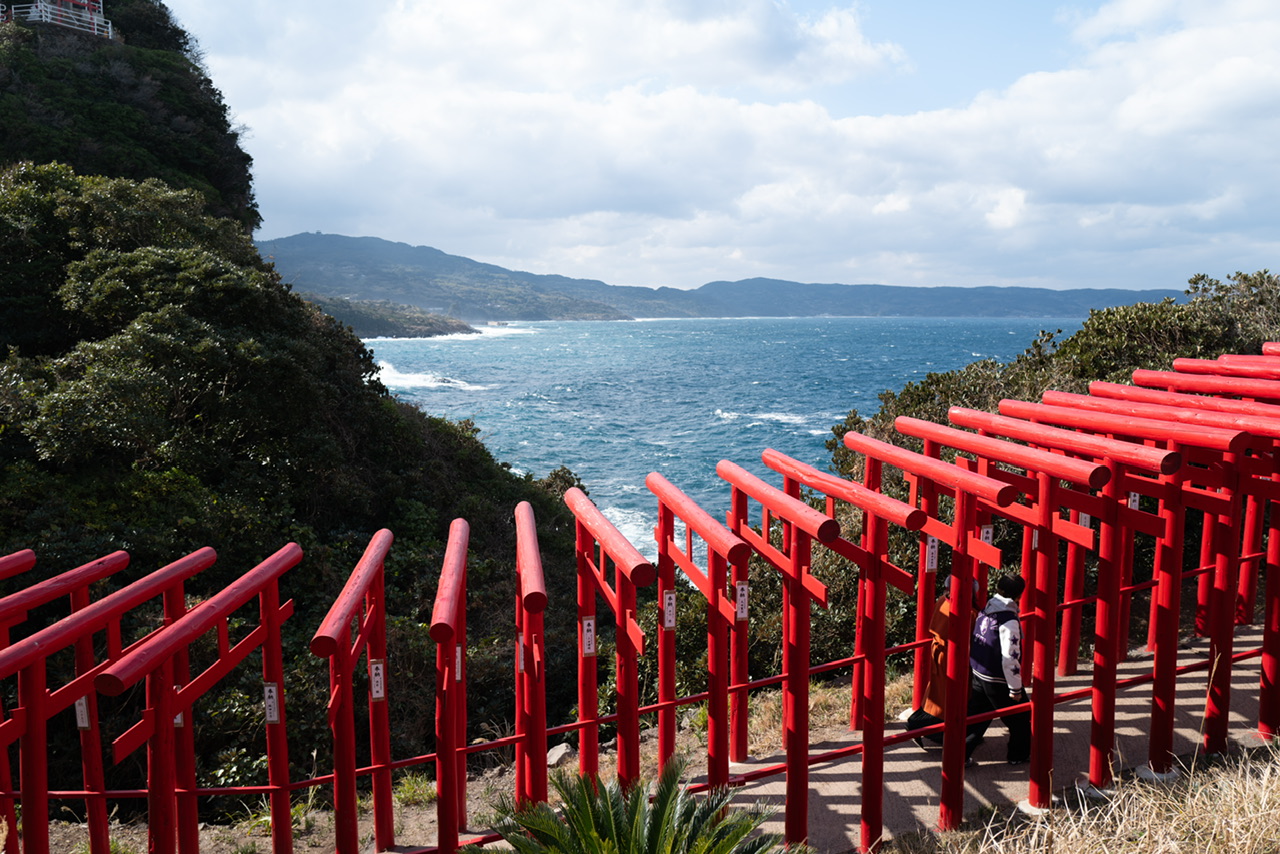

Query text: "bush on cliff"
[0, 162, 582, 799]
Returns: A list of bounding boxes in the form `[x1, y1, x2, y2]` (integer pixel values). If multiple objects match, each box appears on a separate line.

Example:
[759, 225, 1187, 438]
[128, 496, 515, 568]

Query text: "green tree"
[0, 163, 586, 800]
[0, 9, 258, 229]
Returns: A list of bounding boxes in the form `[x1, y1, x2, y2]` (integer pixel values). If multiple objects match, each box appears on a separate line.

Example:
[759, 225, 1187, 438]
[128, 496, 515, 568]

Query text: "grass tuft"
[887, 744, 1280, 853]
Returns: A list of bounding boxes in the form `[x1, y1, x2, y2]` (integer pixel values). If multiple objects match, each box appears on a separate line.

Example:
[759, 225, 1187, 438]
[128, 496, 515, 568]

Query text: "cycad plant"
[472, 760, 795, 854]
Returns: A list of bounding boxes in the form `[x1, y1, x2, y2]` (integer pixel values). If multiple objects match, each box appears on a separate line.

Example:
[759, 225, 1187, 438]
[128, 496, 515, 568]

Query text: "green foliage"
[471, 759, 793, 854]
[536, 465, 588, 499]
[71, 838, 141, 854]
[109, 0, 197, 57]
[0, 163, 586, 801]
[300, 293, 477, 338]
[0, 12, 257, 229]
[393, 771, 439, 806]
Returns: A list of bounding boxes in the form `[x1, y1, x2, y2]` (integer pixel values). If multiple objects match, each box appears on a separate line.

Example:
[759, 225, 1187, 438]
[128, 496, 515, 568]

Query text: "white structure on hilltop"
[0, 1, 113, 39]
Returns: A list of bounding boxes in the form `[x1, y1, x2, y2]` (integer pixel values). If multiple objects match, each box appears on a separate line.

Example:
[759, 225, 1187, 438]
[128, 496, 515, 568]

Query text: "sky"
[159, 0, 1280, 291]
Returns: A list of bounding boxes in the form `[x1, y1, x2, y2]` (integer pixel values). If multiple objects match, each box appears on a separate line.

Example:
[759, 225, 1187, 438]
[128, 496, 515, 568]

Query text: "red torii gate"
[892, 416, 1109, 812]
[1045, 384, 1280, 743]
[564, 487, 656, 790]
[840, 430, 1017, 833]
[98, 545, 301, 854]
[310, 529, 396, 854]
[513, 501, 549, 806]
[998, 397, 1256, 775]
[946, 406, 1179, 792]
[718, 459, 840, 846]
[760, 447, 926, 852]
[647, 471, 750, 789]
[1090, 378, 1280, 736]
[0, 550, 129, 854]
[0, 548, 218, 854]
[430, 519, 472, 854]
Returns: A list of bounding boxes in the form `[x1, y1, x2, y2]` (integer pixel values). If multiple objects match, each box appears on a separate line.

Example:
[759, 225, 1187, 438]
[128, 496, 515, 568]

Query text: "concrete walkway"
[723, 628, 1271, 852]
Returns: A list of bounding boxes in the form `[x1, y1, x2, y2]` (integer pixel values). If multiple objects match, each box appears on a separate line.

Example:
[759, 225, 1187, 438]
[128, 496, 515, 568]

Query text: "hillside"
[0, 0, 258, 229]
[0, 3, 583, 794]
[259, 233, 638, 321]
[259, 232, 1186, 322]
[300, 293, 478, 338]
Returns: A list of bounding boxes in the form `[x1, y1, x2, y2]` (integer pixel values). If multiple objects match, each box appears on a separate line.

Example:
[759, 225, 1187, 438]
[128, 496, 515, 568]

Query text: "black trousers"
[906, 707, 945, 745]
[965, 675, 1031, 762]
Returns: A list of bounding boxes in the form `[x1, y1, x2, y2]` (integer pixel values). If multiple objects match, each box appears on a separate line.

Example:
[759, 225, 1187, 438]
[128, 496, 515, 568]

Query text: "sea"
[367, 316, 1082, 556]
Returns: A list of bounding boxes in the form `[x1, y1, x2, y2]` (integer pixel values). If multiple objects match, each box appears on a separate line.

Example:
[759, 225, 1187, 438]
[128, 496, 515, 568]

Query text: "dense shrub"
[0, 163, 585, 805]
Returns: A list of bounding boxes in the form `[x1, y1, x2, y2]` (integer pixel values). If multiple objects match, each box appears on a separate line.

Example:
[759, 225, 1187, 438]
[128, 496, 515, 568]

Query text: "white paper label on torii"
[926, 536, 939, 570]
[581, 617, 596, 657]
[517, 637, 525, 673]
[455, 646, 463, 681]
[1129, 492, 1140, 510]
[980, 525, 994, 544]
[1032, 530, 1040, 549]
[75, 696, 90, 730]
[369, 659, 386, 701]
[264, 683, 281, 725]
[735, 583, 749, 620]
[1080, 513, 1092, 528]
[663, 590, 676, 629]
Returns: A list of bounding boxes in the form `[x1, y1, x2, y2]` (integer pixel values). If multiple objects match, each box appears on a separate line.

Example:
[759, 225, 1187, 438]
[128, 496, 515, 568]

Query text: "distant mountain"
[259, 233, 1185, 322]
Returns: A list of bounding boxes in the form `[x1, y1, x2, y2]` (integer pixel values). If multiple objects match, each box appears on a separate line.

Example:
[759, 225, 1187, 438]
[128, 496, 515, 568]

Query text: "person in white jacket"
[964, 573, 1031, 765]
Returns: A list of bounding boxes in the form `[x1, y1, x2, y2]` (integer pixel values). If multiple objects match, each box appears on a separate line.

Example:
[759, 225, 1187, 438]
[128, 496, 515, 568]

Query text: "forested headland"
[1, 0, 1275, 811]
[0, 5, 584, 797]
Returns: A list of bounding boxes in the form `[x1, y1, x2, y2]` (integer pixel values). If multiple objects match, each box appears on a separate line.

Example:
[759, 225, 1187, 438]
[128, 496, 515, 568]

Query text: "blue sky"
[159, 0, 1279, 291]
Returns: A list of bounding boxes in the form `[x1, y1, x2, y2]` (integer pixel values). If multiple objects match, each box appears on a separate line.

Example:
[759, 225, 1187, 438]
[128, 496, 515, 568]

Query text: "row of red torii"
[1, 349, 1279, 854]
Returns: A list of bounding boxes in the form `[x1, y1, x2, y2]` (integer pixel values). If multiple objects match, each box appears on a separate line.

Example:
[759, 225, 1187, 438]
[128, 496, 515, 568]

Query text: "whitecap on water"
[375, 361, 488, 390]
[600, 506, 658, 560]
[718, 409, 808, 427]
[470, 325, 537, 338]
[749, 412, 809, 426]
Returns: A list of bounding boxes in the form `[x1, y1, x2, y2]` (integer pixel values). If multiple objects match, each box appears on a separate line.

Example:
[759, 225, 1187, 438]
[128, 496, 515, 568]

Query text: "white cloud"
[375, 0, 903, 93]
[169, 0, 1280, 290]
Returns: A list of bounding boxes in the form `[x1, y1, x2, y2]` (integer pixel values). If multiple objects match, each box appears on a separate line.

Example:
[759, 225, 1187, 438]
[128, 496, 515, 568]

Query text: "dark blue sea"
[367, 316, 1081, 553]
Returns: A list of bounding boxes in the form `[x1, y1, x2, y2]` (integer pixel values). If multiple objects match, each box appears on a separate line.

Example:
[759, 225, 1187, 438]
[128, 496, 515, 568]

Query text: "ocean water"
[368, 316, 1081, 553]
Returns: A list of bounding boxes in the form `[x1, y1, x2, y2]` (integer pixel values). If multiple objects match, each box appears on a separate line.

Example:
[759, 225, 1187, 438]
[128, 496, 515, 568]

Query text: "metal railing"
[6, 2, 113, 38]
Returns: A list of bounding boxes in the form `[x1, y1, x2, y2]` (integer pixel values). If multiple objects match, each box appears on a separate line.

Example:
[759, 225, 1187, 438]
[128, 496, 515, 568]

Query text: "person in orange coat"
[907, 575, 977, 748]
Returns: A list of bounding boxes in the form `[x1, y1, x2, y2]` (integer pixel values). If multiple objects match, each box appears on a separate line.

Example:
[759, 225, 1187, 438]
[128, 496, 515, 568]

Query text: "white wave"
[716, 409, 809, 427]
[369, 325, 537, 343]
[600, 506, 658, 560]
[474, 325, 538, 337]
[375, 361, 488, 390]
[750, 412, 810, 426]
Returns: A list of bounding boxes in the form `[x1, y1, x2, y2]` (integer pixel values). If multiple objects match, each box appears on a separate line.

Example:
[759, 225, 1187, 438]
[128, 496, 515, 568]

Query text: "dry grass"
[888, 744, 1280, 853]
[738, 678, 1280, 854]
[40, 677, 1278, 853]
[738, 672, 915, 757]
